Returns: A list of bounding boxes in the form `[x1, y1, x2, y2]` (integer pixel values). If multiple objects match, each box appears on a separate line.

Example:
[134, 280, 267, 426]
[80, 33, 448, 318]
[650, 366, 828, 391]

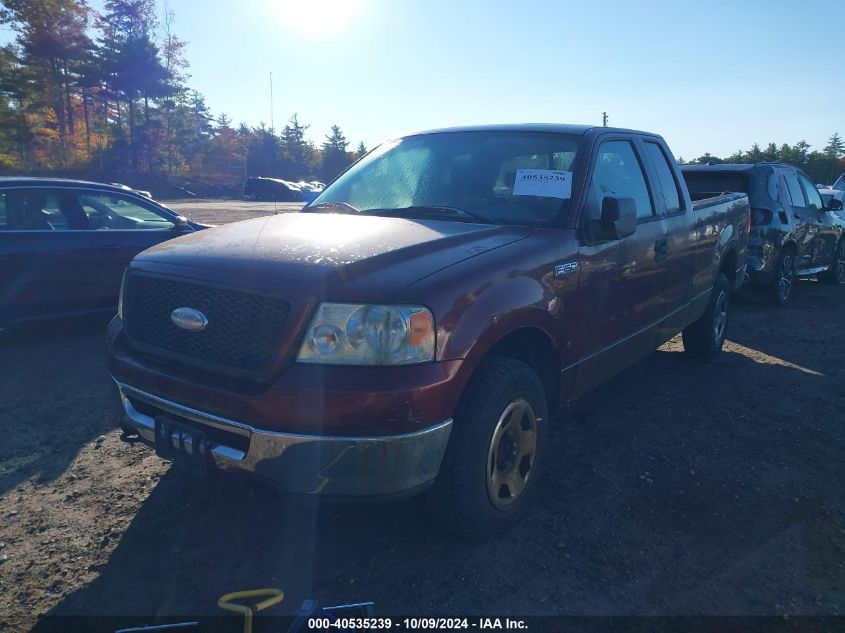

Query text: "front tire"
[428, 357, 547, 539]
[682, 273, 730, 358]
[818, 238, 845, 284]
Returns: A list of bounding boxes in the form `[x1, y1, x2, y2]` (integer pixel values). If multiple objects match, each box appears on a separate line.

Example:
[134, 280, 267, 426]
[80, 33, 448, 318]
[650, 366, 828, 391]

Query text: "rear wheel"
[771, 247, 796, 306]
[682, 273, 730, 358]
[818, 238, 845, 284]
[428, 357, 547, 539]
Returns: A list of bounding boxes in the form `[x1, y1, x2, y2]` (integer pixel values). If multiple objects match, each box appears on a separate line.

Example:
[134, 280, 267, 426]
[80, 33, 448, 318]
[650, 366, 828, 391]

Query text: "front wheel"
[818, 238, 845, 284]
[428, 357, 547, 539]
[682, 273, 730, 358]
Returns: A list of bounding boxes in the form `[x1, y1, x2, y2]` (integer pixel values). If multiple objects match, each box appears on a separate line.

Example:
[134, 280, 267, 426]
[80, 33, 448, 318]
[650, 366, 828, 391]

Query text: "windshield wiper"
[365, 205, 498, 224]
[304, 201, 359, 214]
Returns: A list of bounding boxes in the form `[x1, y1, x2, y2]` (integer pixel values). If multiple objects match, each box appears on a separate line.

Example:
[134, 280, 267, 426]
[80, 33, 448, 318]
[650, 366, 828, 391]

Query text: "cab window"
[585, 140, 654, 221]
[643, 142, 683, 214]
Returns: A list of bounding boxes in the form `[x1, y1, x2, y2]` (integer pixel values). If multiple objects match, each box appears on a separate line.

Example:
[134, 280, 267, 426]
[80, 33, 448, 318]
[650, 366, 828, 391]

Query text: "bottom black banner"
[22, 615, 845, 633]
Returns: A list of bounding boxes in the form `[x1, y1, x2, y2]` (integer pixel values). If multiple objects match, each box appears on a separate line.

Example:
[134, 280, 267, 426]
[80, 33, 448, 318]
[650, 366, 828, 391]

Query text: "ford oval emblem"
[170, 307, 208, 332]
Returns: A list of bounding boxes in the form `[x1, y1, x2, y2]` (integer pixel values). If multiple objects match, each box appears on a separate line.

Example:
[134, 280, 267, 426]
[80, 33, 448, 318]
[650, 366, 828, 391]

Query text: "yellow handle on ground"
[218, 588, 285, 633]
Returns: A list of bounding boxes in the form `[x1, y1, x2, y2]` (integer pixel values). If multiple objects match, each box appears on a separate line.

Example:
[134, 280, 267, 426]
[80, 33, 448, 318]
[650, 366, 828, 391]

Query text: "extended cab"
[107, 125, 749, 536]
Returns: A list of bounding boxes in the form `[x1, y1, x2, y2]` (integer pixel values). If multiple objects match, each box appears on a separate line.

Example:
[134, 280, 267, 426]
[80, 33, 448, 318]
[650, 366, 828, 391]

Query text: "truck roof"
[405, 123, 659, 138]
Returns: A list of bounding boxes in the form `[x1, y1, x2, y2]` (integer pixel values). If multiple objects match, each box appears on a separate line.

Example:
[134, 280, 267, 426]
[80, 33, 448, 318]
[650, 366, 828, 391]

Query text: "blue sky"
[7, 0, 844, 159]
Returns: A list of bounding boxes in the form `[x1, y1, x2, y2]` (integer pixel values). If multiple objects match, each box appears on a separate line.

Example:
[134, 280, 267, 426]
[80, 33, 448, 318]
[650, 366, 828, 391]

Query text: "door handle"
[97, 244, 122, 251]
[654, 238, 669, 262]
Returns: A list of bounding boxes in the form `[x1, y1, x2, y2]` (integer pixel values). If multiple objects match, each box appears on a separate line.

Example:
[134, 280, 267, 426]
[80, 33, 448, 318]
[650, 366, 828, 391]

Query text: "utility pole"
[269, 72, 275, 132]
[602, 112, 608, 127]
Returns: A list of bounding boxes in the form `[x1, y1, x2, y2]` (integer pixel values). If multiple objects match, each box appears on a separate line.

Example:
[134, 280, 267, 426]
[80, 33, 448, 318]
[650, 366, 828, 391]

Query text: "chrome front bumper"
[116, 382, 453, 497]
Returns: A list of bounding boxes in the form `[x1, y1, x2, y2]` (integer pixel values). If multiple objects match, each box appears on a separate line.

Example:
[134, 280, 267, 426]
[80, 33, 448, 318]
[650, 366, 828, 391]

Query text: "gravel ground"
[160, 199, 303, 224]
[1, 243, 844, 630]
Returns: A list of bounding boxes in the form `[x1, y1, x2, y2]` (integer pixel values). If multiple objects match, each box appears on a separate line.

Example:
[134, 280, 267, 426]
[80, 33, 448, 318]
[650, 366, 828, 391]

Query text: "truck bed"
[690, 191, 748, 207]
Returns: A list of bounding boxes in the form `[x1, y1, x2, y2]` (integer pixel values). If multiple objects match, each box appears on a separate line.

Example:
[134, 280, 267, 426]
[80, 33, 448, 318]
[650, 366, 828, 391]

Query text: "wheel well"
[720, 249, 737, 287]
[484, 327, 560, 413]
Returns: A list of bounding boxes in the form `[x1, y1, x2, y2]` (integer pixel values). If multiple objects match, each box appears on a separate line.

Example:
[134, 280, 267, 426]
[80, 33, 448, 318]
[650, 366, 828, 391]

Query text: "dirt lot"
[160, 199, 303, 224]
[1, 230, 844, 630]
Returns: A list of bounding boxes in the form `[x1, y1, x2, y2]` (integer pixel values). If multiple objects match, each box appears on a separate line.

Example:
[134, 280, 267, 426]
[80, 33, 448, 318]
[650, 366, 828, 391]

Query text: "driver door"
[574, 138, 669, 397]
[75, 189, 182, 310]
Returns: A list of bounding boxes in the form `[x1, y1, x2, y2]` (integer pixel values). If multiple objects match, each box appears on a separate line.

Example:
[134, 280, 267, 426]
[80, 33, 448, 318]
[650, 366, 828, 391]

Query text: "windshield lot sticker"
[512, 169, 572, 199]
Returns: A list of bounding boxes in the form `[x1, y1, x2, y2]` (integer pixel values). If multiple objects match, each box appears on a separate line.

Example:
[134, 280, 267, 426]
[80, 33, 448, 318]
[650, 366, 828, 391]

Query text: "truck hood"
[131, 212, 533, 302]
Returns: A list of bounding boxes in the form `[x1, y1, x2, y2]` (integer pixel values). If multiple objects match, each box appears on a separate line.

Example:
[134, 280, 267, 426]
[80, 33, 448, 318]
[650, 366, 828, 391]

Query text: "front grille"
[123, 274, 291, 377]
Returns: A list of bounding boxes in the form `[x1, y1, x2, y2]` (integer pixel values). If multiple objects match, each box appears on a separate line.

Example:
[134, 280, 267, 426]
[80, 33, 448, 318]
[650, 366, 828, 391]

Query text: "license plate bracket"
[154, 416, 210, 475]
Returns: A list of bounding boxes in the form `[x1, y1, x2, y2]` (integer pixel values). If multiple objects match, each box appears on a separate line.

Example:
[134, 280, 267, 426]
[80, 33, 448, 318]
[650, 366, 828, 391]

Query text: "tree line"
[679, 134, 845, 184]
[1, 1, 843, 193]
[0, 0, 365, 189]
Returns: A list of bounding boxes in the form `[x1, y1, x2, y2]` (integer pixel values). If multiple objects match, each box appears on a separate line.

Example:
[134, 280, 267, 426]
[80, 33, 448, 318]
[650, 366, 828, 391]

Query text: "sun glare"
[268, 0, 365, 33]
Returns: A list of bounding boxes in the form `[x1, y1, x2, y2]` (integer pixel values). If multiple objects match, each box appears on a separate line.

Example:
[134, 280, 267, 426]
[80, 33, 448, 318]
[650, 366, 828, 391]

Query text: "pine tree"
[280, 113, 314, 178]
[824, 133, 844, 159]
[747, 143, 764, 163]
[97, 0, 169, 169]
[1, 0, 95, 167]
[320, 124, 351, 181]
[762, 143, 778, 162]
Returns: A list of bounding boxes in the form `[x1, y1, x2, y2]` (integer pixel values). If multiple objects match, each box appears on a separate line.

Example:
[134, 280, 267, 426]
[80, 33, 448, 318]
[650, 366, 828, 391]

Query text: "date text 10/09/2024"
[306, 617, 529, 630]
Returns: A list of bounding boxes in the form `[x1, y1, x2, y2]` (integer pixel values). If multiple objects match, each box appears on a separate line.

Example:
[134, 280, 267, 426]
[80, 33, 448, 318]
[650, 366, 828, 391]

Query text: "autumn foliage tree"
[0, 0, 368, 189]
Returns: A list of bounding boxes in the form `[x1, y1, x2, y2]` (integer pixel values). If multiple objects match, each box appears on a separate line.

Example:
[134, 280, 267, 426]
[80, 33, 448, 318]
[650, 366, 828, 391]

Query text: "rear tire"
[428, 357, 547, 539]
[771, 247, 796, 306]
[682, 273, 730, 358]
[818, 238, 845, 284]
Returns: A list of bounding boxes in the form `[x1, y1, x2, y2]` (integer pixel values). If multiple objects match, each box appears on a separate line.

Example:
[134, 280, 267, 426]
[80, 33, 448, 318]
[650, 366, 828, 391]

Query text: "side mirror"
[826, 198, 843, 212]
[599, 196, 637, 239]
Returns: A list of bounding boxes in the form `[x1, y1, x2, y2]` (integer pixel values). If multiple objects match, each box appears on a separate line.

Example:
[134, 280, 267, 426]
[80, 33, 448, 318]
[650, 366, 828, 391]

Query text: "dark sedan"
[682, 163, 845, 305]
[0, 178, 208, 327]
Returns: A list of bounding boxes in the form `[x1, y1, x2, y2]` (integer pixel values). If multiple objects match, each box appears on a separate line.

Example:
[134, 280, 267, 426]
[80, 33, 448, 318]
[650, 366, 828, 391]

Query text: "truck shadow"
[728, 278, 845, 376]
[31, 328, 844, 625]
[0, 315, 118, 498]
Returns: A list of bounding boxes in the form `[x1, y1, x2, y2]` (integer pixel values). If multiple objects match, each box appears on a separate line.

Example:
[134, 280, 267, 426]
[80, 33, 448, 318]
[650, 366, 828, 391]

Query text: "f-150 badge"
[554, 261, 579, 277]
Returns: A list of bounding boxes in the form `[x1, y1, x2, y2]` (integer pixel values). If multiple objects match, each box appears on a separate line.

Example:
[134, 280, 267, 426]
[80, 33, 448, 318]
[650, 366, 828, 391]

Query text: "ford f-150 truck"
[107, 124, 750, 537]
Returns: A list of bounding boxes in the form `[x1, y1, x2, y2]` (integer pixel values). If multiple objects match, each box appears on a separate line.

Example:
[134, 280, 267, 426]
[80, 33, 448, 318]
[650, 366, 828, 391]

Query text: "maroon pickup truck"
[107, 124, 749, 537]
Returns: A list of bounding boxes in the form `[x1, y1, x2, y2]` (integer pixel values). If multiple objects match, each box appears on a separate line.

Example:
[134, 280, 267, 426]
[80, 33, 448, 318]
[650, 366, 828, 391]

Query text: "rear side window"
[783, 172, 806, 207]
[0, 189, 65, 230]
[766, 172, 780, 201]
[798, 174, 823, 211]
[644, 142, 682, 214]
[587, 140, 654, 220]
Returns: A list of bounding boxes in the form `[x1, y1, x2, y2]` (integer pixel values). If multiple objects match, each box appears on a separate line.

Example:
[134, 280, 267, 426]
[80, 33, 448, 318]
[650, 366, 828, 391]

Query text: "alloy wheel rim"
[486, 398, 537, 510]
[713, 290, 728, 344]
[778, 255, 794, 301]
[835, 244, 845, 282]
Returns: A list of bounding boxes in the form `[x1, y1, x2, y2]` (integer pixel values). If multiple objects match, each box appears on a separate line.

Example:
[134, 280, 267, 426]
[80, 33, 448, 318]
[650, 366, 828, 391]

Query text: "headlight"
[297, 303, 435, 365]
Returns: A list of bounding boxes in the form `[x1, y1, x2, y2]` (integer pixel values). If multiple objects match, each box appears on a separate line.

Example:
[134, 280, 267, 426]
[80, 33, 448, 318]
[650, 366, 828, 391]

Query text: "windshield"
[308, 131, 582, 226]
[832, 174, 845, 191]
